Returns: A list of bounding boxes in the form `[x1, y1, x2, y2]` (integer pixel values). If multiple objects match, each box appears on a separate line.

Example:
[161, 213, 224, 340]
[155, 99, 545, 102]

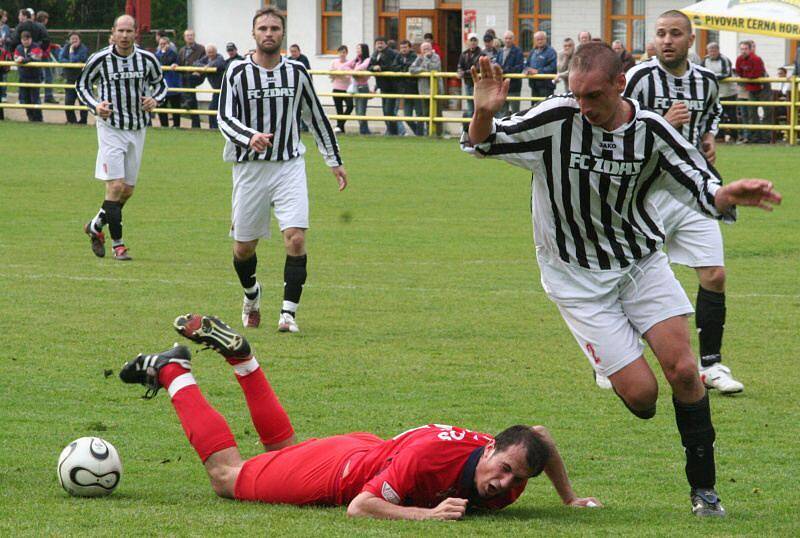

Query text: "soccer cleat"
[113, 245, 132, 261]
[594, 371, 613, 390]
[241, 284, 261, 328]
[691, 488, 726, 517]
[700, 363, 744, 394]
[119, 345, 192, 399]
[173, 314, 251, 359]
[84, 222, 106, 258]
[278, 312, 299, 333]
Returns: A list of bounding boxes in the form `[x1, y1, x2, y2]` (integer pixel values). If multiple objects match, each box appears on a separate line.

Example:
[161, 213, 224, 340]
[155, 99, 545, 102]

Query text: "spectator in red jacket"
[735, 40, 770, 143]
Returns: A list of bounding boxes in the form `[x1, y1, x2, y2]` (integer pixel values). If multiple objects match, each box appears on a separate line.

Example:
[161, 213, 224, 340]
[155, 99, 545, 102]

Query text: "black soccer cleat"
[119, 344, 192, 399]
[691, 488, 726, 517]
[84, 222, 106, 258]
[173, 314, 251, 359]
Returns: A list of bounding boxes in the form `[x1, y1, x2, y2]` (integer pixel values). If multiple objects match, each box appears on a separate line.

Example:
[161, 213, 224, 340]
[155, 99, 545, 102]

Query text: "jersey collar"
[458, 446, 484, 502]
[248, 54, 285, 72]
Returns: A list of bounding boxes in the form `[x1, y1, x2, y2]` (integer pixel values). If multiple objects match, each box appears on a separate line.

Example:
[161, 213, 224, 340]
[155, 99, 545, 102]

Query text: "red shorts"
[234, 433, 382, 505]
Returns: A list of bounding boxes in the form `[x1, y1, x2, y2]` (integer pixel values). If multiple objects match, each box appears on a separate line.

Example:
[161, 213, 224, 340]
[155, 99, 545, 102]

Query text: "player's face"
[253, 14, 284, 55]
[570, 69, 626, 128]
[654, 17, 694, 69]
[475, 443, 530, 499]
[112, 17, 136, 51]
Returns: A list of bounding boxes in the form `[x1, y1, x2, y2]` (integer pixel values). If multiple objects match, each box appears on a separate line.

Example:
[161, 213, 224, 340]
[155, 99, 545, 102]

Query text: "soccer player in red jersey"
[119, 314, 601, 520]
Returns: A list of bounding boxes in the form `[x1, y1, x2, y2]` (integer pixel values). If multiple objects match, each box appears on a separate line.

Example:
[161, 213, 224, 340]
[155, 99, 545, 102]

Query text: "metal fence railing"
[1, 60, 797, 144]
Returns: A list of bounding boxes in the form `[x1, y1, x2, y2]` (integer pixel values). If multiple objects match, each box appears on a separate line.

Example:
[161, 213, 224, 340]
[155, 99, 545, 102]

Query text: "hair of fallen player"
[494, 425, 550, 477]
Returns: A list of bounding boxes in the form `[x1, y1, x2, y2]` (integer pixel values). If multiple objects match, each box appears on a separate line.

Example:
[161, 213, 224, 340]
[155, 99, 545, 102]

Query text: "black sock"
[283, 254, 307, 305]
[696, 286, 725, 367]
[233, 253, 258, 294]
[102, 200, 123, 241]
[673, 393, 716, 489]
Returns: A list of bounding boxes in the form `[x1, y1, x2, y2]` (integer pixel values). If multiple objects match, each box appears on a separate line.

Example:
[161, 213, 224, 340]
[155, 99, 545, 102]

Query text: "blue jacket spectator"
[525, 31, 557, 98]
[155, 36, 182, 128]
[59, 32, 89, 124]
[498, 35, 525, 95]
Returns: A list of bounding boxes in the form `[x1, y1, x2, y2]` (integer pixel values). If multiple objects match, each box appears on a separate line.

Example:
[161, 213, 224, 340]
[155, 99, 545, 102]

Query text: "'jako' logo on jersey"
[569, 153, 643, 175]
[653, 97, 704, 111]
[247, 87, 296, 99]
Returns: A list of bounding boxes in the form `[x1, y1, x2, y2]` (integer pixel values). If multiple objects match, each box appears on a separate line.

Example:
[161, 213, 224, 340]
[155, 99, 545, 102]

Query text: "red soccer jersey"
[336, 424, 527, 510]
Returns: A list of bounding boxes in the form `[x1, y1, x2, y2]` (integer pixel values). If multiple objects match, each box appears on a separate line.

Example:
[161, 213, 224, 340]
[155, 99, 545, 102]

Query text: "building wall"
[551, 0, 602, 48]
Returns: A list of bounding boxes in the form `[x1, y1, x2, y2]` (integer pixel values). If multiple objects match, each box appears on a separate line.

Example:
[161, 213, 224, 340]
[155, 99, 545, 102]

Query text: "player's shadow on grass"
[479, 505, 609, 522]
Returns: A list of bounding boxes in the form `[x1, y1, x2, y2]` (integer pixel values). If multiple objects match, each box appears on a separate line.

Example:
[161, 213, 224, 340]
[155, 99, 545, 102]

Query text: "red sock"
[158, 363, 237, 462]
[234, 364, 294, 446]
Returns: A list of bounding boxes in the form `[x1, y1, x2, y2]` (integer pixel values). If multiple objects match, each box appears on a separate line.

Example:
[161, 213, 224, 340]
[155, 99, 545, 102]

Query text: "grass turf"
[0, 122, 798, 536]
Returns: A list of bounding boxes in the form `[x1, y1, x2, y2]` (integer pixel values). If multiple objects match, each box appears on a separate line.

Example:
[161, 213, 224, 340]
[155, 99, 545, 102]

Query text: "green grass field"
[0, 122, 797, 536]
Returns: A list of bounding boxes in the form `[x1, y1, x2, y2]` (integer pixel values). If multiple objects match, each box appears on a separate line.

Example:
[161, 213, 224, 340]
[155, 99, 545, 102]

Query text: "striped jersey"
[218, 56, 342, 166]
[623, 57, 722, 148]
[460, 95, 734, 271]
[76, 45, 167, 130]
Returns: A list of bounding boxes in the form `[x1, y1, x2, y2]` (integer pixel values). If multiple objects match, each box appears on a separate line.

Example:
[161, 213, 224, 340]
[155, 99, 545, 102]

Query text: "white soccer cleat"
[594, 372, 613, 390]
[241, 283, 261, 328]
[700, 363, 744, 394]
[278, 312, 299, 333]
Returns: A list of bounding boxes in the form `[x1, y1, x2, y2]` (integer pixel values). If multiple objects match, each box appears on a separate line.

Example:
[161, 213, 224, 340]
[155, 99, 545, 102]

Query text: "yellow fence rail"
[0, 60, 797, 143]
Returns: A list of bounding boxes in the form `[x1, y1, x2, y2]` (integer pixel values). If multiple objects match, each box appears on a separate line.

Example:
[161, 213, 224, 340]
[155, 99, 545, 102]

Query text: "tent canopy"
[681, 0, 800, 40]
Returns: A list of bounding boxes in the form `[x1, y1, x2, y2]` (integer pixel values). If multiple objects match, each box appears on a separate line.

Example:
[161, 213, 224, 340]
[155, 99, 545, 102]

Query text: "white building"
[189, 1, 796, 82]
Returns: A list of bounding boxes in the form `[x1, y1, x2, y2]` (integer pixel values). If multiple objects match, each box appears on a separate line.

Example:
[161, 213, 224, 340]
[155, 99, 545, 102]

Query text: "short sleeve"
[361, 450, 421, 505]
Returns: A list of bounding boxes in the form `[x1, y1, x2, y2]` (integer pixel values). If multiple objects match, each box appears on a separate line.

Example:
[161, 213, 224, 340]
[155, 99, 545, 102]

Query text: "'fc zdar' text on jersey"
[76, 45, 167, 130]
[623, 58, 722, 148]
[218, 57, 342, 166]
[461, 96, 734, 271]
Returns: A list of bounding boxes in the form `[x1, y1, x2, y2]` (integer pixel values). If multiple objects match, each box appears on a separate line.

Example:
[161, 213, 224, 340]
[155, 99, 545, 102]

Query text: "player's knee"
[207, 466, 236, 499]
[699, 266, 726, 291]
[285, 233, 305, 254]
[233, 241, 257, 260]
[663, 358, 699, 389]
[105, 181, 125, 199]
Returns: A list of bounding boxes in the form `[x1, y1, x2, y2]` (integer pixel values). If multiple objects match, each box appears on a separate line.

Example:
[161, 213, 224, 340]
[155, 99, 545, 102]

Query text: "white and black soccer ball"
[57, 437, 122, 497]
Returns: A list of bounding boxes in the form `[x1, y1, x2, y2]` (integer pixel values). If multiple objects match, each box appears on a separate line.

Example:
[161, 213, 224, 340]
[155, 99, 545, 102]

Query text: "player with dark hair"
[218, 7, 346, 333]
[461, 45, 781, 517]
[621, 9, 742, 394]
[119, 314, 600, 519]
[76, 14, 167, 260]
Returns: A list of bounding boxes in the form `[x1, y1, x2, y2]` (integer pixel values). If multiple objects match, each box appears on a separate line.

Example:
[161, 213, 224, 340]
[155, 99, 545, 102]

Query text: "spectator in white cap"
[457, 32, 484, 119]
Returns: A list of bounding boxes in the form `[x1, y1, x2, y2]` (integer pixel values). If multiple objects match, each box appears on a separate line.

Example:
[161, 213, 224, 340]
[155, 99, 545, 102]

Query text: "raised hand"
[470, 56, 510, 117]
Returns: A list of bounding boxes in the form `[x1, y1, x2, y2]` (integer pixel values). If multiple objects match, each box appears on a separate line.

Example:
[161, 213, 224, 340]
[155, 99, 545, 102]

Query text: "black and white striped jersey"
[623, 57, 722, 148]
[76, 45, 168, 130]
[460, 95, 734, 271]
[218, 56, 342, 166]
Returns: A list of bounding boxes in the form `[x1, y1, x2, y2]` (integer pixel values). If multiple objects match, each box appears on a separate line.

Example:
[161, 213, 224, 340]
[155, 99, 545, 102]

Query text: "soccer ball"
[57, 437, 122, 497]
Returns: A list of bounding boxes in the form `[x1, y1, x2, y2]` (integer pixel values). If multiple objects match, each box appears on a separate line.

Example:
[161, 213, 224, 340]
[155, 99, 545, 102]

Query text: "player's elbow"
[346, 498, 367, 518]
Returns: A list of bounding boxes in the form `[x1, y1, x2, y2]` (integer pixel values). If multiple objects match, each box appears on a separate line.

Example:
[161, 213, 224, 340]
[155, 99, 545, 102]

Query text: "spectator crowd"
[1, 6, 798, 142]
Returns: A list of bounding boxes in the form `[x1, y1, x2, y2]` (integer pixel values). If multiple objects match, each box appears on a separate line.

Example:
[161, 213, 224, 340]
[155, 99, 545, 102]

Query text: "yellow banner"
[683, 11, 800, 39]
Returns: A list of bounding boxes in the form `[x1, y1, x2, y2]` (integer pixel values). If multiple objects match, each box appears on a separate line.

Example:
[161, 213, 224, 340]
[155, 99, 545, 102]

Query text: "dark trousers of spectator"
[420, 99, 442, 136]
[0, 70, 5, 120]
[719, 94, 738, 141]
[43, 63, 56, 101]
[19, 86, 43, 122]
[745, 89, 771, 143]
[382, 97, 400, 135]
[158, 94, 182, 127]
[64, 88, 88, 124]
[181, 90, 201, 128]
[530, 82, 554, 106]
[332, 89, 354, 131]
[463, 84, 475, 118]
[500, 90, 522, 118]
[354, 85, 371, 134]
[209, 93, 220, 129]
[402, 96, 424, 136]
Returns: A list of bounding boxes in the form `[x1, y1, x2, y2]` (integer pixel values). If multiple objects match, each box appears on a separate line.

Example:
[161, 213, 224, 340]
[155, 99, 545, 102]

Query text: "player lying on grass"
[119, 314, 600, 520]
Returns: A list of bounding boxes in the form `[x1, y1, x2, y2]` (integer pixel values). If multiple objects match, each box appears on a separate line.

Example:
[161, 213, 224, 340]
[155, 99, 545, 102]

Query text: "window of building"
[696, 29, 719, 60]
[514, 0, 552, 52]
[605, 0, 645, 55]
[378, 0, 399, 42]
[321, 0, 342, 54]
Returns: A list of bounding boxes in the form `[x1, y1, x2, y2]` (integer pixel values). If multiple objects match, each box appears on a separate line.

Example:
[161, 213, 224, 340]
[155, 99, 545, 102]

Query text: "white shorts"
[230, 157, 309, 242]
[94, 120, 146, 186]
[539, 250, 694, 377]
[651, 190, 725, 268]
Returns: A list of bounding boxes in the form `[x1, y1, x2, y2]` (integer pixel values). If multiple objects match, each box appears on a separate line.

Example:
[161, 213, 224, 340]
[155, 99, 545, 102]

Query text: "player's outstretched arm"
[468, 55, 509, 146]
[347, 491, 467, 520]
[714, 179, 782, 213]
[531, 426, 602, 508]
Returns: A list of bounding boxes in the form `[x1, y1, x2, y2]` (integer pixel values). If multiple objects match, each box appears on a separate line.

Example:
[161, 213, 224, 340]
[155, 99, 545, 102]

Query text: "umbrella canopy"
[681, 0, 800, 39]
